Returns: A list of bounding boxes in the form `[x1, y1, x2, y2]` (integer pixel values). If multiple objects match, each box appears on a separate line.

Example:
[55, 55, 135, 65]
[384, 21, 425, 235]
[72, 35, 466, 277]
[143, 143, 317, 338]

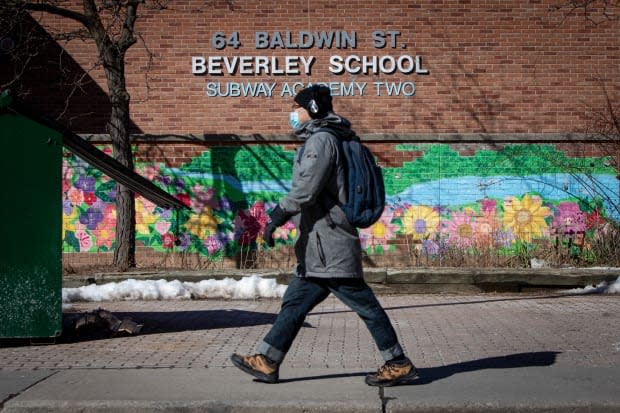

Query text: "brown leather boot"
[230, 353, 279, 383]
[365, 357, 417, 386]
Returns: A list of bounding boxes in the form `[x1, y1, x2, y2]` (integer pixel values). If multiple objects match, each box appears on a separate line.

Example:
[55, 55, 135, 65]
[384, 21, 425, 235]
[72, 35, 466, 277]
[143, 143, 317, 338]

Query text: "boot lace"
[378, 362, 401, 378]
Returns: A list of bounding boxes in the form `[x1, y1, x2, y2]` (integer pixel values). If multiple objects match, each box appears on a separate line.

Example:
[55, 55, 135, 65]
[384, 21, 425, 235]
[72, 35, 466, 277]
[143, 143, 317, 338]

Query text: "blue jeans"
[257, 276, 404, 364]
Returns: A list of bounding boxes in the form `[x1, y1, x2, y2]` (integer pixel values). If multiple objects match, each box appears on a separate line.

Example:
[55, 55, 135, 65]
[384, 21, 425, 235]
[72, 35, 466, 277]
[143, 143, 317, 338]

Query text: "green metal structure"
[0, 93, 63, 338]
[0, 91, 187, 338]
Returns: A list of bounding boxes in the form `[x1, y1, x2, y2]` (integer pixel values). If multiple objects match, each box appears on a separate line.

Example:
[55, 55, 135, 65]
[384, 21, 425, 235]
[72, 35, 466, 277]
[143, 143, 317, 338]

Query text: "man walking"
[231, 85, 416, 386]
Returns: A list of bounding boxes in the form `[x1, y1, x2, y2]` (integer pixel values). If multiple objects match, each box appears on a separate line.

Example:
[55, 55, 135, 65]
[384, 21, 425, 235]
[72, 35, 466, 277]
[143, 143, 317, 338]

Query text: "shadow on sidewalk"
[1, 309, 309, 346]
[412, 351, 561, 385]
[55, 309, 282, 343]
[112, 310, 280, 334]
[274, 351, 560, 385]
[309, 294, 581, 316]
[278, 371, 369, 383]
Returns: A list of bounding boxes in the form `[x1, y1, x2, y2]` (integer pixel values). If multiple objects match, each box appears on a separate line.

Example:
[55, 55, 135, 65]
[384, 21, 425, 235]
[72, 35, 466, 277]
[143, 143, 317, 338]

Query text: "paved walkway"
[1, 293, 620, 412]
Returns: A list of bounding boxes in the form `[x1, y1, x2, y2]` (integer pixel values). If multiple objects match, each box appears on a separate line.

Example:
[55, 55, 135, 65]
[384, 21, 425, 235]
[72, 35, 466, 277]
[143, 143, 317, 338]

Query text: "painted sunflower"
[502, 194, 550, 242]
[403, 205, 440, 241]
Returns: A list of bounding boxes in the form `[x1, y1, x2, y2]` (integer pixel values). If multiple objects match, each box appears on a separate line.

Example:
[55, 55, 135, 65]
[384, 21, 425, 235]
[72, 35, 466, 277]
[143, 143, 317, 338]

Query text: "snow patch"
[562, 276, 620, 295]
[62, 275, 287, 302]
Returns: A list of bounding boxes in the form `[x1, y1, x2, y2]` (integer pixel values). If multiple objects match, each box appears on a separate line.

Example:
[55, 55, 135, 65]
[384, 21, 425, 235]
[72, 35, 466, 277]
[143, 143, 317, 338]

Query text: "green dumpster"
[0, 92, 63, 338]
[0, 91, 187, 338]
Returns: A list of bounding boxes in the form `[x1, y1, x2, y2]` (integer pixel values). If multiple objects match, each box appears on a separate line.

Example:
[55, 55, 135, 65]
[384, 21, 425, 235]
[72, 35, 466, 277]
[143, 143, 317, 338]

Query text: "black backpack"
[320, 129, 386, 228]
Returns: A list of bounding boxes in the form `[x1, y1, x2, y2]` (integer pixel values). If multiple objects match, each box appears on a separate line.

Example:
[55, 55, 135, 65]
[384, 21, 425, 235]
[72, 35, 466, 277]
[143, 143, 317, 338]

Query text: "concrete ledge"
[383, 268, 620, 293]
[62, 267, 619, 293]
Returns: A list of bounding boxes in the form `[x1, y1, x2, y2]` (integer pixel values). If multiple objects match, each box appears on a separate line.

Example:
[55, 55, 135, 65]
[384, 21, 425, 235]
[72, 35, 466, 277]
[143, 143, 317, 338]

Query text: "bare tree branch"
[20, 1, 90, 26]
[118, 0, 140, 51]
[550, 0, 620, 25]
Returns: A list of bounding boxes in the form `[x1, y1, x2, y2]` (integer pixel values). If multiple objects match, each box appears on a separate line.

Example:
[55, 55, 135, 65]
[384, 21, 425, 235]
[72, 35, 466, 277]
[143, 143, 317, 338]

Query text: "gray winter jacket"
[278, 112, 363, 278]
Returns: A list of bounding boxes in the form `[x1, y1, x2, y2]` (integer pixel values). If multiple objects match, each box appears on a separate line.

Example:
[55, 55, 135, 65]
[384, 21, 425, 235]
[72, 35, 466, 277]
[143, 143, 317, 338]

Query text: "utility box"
[0, 93, 63, 338]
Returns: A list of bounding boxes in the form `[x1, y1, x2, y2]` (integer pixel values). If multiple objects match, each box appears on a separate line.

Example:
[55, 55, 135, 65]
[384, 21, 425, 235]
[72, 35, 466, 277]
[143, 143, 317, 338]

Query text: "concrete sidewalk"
[1, 293, 620, 412]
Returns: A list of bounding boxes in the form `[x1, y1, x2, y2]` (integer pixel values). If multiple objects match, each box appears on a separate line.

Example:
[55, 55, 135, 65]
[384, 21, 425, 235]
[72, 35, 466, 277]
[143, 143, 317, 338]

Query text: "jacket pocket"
[330, 204, 356, 233]
[315, 232, 326, 267]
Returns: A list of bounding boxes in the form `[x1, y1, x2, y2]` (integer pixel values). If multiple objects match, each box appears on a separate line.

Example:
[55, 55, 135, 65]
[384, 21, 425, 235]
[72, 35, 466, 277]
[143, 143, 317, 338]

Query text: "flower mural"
[192, 185, 219, 210]
[402, 205, 440, 242]
[422, 239, 440, 256]
[273, 220, 297, 243]
[360, 208, 399, 252]
[586, 209, 606, 230]
[474, 199, 507, 248]
[93, 228, 114, 249]
[234, 201, 269, 246]
[162, 233, 175, 249]
[552, 202, 586, 235]
[185, 206, 218, 240]
[445, 210, 476, 248]
[503, 194, 551, 242]
[204, 234, 224, 255]
[135, 198, 159, 236]
[67, 187, 84, 206]
[79, 207, 104, 230]
[63, 203, 79, 233]
[59, 143, 618, 266]
[75, 229, 93, 252]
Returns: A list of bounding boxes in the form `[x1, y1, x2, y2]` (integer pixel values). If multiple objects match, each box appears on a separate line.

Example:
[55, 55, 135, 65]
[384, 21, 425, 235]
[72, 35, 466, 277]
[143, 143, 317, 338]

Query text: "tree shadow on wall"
[0, 10, 141, 134]
[207, 135, 295, 269]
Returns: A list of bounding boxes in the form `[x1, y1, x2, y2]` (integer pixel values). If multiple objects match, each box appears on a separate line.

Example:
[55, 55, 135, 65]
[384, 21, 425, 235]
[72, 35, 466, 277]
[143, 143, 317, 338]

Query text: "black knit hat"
[294, 85, 333, 119]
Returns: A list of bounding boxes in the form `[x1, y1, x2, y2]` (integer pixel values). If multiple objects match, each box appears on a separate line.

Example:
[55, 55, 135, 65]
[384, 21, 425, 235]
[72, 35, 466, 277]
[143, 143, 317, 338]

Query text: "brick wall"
[17, 0, 620, 136]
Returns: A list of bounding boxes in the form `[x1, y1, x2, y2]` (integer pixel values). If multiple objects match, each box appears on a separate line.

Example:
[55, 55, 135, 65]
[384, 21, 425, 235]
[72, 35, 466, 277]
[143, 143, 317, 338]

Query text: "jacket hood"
[293, 112, 356, 140]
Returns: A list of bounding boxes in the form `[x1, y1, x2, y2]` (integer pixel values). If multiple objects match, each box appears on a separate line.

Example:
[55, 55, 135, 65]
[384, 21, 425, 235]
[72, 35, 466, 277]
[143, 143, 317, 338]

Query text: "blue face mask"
[289, 111, 301, 129]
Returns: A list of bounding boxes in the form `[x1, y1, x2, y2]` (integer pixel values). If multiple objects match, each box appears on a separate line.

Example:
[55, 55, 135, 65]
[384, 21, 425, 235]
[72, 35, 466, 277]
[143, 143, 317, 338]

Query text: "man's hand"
[263, 222, 277, 247]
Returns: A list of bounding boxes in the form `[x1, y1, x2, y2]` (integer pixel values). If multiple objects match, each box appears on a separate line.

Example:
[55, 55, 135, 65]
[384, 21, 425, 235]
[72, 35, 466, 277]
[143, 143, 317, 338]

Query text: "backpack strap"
[313, 127, 346, 228]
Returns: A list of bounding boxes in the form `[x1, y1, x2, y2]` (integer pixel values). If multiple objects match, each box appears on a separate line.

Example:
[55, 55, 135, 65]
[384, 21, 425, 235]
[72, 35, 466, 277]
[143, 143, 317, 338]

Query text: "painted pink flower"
[481, 198, 497, 214]
[474, 209, 501, 247]
[552, 202, 586, 234]
[62, 161, 73, 180]
[141, 165, 160, 181]
[140, 198, 157, 214]
[274, 220, 297, 241]
[192, 185, 219, 210]
[75, 230, 93, 252]
[102, 205, 116, 226]
[67, 187, 83, 205]
[94, 229, 114, 249]
[204, 235, 223, 254]
[155, 220, 171, 235]
[445, 211, 476, 248]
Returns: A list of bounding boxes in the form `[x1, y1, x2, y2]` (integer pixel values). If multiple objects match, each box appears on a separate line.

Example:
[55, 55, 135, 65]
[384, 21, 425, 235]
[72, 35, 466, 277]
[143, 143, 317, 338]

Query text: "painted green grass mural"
[61, 143, 619, 266]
